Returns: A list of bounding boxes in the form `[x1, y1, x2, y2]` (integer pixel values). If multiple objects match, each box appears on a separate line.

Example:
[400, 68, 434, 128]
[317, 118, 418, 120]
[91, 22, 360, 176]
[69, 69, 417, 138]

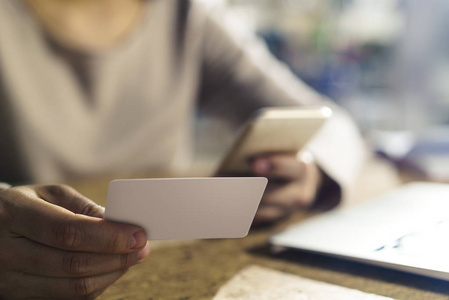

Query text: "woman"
[0, 0, 366, 298]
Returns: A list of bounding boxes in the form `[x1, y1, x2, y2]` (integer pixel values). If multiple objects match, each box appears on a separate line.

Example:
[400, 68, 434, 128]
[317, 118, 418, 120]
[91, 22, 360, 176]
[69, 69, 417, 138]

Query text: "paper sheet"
[213, 265, 393, 300]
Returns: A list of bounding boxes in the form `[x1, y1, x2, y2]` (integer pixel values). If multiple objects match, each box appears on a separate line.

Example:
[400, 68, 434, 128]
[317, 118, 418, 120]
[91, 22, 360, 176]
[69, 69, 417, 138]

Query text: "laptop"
[270, 182, 449, 281]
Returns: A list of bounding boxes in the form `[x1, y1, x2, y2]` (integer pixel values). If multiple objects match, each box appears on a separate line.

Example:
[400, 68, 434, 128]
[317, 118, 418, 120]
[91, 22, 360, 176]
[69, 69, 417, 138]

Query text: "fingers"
[252, 154, 306, 180]
[252, 152, 322, 204]
[253, 202, 291, 225]
[2, 187, 148, 254]
[4, 269, 126, 299]
[252, 183, 300, 226]
[253, 181, 312, 226]
[35, 184, 104, 218]
[1, 237, 151, 278]
[260, 160, 321, 209]
[251, 152, 323, 226]
[0, 185, 151, 299]
[263, 181, 313, 208]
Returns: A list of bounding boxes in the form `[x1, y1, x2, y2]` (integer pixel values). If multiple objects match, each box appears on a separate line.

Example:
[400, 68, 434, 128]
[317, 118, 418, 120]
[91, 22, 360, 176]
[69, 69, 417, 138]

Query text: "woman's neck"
[22, 0, 146, 52]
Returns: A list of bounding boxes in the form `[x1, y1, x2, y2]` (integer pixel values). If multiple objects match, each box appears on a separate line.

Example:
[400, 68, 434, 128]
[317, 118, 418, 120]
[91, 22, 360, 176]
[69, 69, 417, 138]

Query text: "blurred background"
[196, 0, 449, 182]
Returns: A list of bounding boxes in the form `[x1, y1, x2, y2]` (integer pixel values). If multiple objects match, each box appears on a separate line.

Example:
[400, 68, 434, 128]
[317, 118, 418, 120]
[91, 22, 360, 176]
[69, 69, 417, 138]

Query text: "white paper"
[105, 177, 267, 240]
[214, 265, 393, 300]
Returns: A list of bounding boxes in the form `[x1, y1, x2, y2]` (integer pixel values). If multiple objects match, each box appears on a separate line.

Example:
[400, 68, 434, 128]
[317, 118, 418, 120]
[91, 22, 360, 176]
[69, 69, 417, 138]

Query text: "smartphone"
[216, 106, 332, 175]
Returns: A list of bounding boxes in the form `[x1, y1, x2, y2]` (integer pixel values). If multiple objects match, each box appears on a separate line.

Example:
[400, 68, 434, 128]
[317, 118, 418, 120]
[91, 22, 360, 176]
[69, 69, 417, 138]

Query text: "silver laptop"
[270, 182, 449, 281]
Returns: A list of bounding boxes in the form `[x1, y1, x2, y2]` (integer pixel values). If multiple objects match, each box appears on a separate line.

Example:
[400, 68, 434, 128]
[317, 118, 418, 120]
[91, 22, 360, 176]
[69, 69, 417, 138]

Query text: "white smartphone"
[216, 106, 332, 175]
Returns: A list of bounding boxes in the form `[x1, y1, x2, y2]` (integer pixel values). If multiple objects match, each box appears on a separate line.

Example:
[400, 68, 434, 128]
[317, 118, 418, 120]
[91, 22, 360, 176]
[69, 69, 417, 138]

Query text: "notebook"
[270, 182, 449, 281]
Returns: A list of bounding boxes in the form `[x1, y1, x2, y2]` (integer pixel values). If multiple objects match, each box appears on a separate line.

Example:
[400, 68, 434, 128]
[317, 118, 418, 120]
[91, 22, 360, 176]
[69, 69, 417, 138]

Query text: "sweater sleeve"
[196, 3, 367, 203]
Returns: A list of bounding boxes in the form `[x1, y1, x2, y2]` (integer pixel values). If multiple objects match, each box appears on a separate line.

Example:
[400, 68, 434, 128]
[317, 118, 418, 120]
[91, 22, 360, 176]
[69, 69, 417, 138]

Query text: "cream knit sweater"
[0, 0, 366, 200]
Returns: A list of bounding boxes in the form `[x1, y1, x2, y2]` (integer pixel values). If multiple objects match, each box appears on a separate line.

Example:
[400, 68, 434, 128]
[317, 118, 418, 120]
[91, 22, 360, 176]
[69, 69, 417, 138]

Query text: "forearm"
[198, 2, 367, 205]
[305, 104, 367, 204]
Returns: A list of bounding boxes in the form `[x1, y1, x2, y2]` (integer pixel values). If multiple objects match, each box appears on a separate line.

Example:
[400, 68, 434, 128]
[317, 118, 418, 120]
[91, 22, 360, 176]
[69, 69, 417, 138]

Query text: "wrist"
[312, 172, 342, 211]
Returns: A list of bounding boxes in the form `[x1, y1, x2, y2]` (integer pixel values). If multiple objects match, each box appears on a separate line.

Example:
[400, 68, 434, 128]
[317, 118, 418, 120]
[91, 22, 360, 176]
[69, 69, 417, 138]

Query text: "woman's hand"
[251, 151, 322, 226]
[0, 184, 150, 299]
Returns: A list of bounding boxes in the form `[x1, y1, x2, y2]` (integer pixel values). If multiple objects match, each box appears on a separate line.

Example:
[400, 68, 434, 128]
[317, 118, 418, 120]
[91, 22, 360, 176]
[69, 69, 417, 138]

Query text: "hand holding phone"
[216, 106, 331, 225]
[216, 106, 332, 176]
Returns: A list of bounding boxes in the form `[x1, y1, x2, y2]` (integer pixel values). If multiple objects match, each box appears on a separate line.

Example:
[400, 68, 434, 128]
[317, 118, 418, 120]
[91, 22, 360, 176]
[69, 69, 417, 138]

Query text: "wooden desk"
[69, 158, 449, 300]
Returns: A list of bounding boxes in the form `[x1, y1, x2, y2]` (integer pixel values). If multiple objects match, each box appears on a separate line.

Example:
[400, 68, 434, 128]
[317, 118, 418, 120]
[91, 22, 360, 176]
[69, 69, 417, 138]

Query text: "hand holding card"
[105, 178, 267, 240]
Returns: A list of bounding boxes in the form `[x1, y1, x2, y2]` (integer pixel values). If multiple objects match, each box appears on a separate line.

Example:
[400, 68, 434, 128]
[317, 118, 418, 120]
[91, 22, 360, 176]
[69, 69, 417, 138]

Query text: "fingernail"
[254, 158, 271, 174]
[137, 242, 151, 262]
[129, 230, 147, 250]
